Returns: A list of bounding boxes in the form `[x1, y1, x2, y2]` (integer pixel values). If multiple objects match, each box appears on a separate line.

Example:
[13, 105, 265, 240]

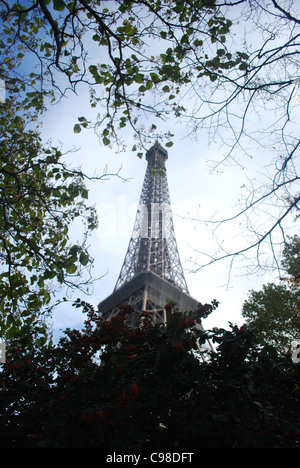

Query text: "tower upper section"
[146, 141, 168, 168]
[114, 143, 188, 294]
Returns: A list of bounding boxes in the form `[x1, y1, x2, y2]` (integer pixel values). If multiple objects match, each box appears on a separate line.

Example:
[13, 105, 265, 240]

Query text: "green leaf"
[92, 34, 101, 42]
[239, 62, 248, 71]
[74, 124, 81, 133]
[53, 0, 66, 11]
[150, 72, 160, 83]
[81, 189, 88, 199]
[103, 136, 110, 146]
[79, 252, 89, 266]
[66, 264, 77, 274]
[135, 74, 144, 84]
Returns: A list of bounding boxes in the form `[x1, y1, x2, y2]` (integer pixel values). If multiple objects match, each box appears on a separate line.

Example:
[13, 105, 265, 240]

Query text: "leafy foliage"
[0, 11, 99, 346]
[282, 235, 300, 280]
[0, 0, 249, 154]
[242, 283, 300, 351]
[1, 1, 299, 278]
[0, 302, 299, 448]
[0, 94, 98, 346]
[242, 235, 300, 351]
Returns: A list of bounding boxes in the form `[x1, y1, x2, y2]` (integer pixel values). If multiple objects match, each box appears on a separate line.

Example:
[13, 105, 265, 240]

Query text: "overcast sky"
[39, 83, 285, 343]
[35, 2, 299, 341]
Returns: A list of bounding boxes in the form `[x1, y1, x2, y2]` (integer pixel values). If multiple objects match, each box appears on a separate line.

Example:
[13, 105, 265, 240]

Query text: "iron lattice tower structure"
[115, 142, 188, 293]
[98, 142, 201, 327]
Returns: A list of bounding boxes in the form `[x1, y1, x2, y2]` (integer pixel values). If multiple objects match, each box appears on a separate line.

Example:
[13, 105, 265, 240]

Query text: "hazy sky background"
[35, 3, 299, 341]
[40, 85, 283, 342]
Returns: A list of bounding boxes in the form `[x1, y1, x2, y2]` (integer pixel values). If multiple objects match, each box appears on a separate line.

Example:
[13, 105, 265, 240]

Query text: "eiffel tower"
[98, 142, 202, 328]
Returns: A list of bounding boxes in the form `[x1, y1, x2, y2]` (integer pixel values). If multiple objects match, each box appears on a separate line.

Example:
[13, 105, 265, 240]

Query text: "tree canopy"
[0, 1, 100, 346]
[0, 2, 299, 449]
[1, 0, 298, 275]
[0, 90, 100, 346]
[0, 302, 299, 448]
[0, 1, 299, 336]
[0, 0, 247, 149]
[242, 235, 300, 351]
